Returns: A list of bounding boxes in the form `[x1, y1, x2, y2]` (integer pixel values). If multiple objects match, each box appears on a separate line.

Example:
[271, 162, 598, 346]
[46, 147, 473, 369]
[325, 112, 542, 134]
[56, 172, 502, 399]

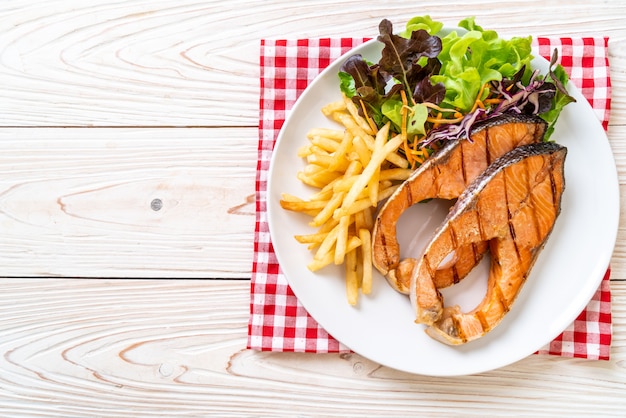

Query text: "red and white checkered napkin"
[248, 37, 613, 360]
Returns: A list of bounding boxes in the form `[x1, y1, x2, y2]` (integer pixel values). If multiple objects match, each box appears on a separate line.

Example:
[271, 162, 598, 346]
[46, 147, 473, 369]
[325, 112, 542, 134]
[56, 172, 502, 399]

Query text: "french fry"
[344, 180, 392, 203]
[280, 196, 329, 212]
[333, 112, 375, 145]
[352, 136, 371, 167]
[361, 206, 374, 231]
[311, 136, 341, 153]
[307, 127, 345, 140]
[308, 235, 361, 272]
[310, 190, 345, 227]
[321, 100, 347, 116]
[297, 170, 341, 188]
[355, 248, 364, 288]
[298, 144, 313, 158]
[357, 125, 409, 169]
[354, 210, 367, 233]
[333, 168, 412, 193]
[358, 228, 373, 294]
[280, 193, 305, 202]
[343, 95, 375, 135]
[345, 248, 359, 306]
[336, 183, 399, 218]
[284, 97, 412, 305]
[334, 214, 352, 265]
[294, 232, 328, 244]
[302, 162, 325, 175]
[300, 217, 340, 249]
[328, 130, 354, 171]
[380, 168, 413, 181]
[308, 175, 345, 201]
[307, 152, 350, 171]
[386, 152, 410, 169]
[335, 129, 402, 219]
[313, 222, 342, 262]
[367, 123, 389, 206]
[311, 160, 362, 227]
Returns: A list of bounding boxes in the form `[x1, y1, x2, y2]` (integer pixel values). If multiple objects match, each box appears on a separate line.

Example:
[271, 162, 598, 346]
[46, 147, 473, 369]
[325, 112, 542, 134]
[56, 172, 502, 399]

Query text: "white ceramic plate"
[266, 37, 619, 376]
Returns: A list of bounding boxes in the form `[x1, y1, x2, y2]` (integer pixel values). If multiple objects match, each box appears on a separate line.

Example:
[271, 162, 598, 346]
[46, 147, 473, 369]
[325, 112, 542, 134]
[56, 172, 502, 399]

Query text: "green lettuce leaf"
[407, 103, 429, 135]
[432, 20, 533, 113]
[541, 51, 577, 140]
[400, 15, 444, 37]
[381, 99, 403, 131]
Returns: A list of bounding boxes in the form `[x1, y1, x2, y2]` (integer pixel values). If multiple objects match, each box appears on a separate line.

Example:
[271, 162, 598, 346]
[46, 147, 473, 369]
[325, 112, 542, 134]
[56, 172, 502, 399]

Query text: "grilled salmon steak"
[372, 113, 548, 294]
[408, 142, 567, 344]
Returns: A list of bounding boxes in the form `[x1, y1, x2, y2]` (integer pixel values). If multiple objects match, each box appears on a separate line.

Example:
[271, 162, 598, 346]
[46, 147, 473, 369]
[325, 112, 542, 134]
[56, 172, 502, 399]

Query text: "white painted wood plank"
[0, 128, 256, 277]
[0, 1, 624, 414]
[0, 0, 625, 127]
[0, 279, 624, 416]
[1, 125, 625, 279]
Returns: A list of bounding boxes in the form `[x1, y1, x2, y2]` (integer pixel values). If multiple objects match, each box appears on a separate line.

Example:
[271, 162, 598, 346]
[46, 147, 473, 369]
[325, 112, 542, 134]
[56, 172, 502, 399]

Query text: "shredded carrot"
[403, 140, 413, 167]
[426, 115, 464, 124]
[423, 102, 459, 113]
[358, 99, 378, 134]
[469, 83, 490, 114]
[400, 90, 413, 167]
[432, 112, 444, 129]
[483, 98, 502, 105]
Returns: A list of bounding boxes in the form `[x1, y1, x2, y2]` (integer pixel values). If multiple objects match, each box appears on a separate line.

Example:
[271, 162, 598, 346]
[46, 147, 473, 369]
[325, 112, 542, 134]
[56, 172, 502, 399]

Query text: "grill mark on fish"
[452, 264, 460, 284]
[550, 164, 559, 207]
[495, 281, 510, 315]
[503, 171, 516, 240]
[503, 169, 523, 266]
[476, 210, 486, 241]
[475, 310, 490, 333]
[449, 223, 459, 250]
[449, 225, 460, 284]
[460, 140, 468, 185]
[376, 217, 391, 269]
[508, 221, 517, 242]
[423, 253, 436, 279]
[485, 126, 492, 165]
[530, 185, 543, 249]
[471, 242, 480, 264]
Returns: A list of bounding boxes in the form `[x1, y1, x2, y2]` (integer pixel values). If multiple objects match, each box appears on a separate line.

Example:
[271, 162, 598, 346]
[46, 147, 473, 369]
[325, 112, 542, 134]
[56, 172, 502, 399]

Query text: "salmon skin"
[409, 142, 567, 344]
[372, 113, 548, 294]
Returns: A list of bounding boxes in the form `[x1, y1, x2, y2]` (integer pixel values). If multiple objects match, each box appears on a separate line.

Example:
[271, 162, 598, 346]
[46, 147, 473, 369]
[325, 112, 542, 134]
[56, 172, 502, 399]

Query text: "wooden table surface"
[1, 1, 624, 416]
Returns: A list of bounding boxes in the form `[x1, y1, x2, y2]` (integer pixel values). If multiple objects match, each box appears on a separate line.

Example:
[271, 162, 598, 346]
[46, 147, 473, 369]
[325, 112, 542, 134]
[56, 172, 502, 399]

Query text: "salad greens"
[339, 16, 575, 168]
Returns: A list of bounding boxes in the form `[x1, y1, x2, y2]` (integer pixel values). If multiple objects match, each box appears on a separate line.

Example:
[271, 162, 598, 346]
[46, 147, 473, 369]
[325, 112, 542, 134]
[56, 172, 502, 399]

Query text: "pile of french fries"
[280, 95, 412, 305]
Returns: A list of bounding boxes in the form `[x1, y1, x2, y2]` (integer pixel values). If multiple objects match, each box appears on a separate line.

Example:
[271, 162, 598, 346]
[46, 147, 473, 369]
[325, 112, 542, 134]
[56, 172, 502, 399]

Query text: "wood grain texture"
[1, 0, 625, 415]
[0, 128, 256, 277]
[0, 279, 624, 417]
[0, 125, 623, 279]
[0, 0, 625, 127]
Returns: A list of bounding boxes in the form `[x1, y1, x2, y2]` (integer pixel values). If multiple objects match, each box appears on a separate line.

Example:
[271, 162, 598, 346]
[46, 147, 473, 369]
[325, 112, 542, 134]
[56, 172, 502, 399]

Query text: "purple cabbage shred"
[421, 69, 557, 147]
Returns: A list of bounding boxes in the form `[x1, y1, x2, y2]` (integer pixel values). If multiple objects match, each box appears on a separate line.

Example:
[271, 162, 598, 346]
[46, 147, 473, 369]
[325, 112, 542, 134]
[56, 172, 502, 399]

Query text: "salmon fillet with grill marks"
[408, 142, 567, 344]
[372, 113, 548, 294]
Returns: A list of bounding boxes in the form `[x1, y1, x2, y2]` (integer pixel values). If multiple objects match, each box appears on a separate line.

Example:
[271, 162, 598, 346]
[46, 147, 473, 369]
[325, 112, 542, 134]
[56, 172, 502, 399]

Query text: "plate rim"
[266, 34, 619, 376]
